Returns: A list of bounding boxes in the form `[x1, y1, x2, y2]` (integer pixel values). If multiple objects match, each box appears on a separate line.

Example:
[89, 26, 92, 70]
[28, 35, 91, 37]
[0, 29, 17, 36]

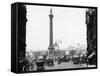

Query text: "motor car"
[57, 55, 70, 65]
[80, 56, 87, 64]
[36, 56, 45, 71]
[73, 57, 80, 64]
[64, 55, 71, 62]
[45, 58, 54, 66]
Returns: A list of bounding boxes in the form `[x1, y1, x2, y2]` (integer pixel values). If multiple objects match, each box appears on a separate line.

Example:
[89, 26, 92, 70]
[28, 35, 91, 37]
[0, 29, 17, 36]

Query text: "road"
[45, 61, 84, 70]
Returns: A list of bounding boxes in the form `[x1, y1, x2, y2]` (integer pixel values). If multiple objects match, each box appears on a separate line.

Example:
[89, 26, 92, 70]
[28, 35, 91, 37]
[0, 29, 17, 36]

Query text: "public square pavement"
[45, 61, 84, 70]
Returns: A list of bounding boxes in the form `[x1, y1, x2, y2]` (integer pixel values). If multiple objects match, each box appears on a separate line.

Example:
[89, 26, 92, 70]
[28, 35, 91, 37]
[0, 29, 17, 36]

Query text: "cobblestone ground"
[45, 61, 84, 70]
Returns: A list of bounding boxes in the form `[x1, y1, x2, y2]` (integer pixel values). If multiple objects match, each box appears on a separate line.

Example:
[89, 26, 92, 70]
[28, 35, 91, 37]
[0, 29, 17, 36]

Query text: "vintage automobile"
[64, 55, 71, 62]
[36, 56, 45, 71]
[45, 57, 54, 66]
[57, 55, 71, 65]
[46, 59, 54, 66]
[72, 55, 80, 64]
[80, 55, 87, 64]
[73, 57, 80, 64]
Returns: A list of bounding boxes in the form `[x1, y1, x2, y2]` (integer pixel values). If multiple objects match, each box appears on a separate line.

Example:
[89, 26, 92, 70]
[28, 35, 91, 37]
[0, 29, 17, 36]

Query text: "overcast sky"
[26, 5, 87, 51]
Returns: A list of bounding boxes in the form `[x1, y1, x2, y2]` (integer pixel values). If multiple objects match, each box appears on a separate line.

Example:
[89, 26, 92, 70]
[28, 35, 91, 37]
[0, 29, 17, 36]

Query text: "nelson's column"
[48, 8, 54, 58]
